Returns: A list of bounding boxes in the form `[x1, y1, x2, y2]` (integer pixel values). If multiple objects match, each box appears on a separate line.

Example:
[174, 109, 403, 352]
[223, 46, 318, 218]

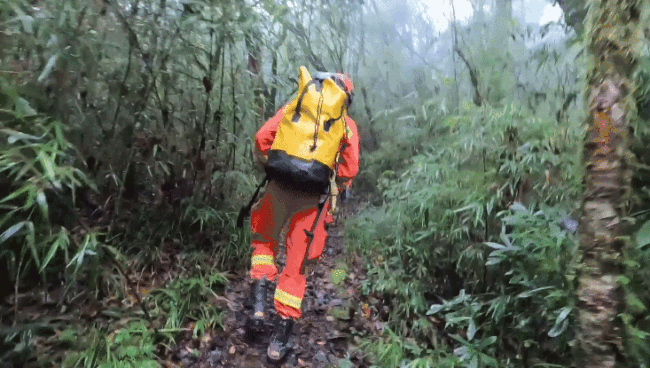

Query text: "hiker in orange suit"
[246, 67, 359, 362]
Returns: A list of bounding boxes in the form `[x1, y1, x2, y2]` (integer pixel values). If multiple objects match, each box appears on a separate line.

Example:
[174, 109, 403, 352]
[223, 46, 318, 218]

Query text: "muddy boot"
[267, 317, 294, 362]
[245, 277, 268, 331]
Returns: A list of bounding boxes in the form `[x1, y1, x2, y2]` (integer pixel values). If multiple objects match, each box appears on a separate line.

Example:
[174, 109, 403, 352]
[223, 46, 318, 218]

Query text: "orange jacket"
[255, 107, 360, 182]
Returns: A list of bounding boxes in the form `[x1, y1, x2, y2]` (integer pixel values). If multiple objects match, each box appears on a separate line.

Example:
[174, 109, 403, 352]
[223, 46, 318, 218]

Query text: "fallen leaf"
[229, 346, 236, 354]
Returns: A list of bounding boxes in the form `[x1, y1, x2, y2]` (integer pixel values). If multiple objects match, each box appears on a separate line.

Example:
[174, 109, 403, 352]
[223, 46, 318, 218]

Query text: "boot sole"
[267, 344, 292, 363]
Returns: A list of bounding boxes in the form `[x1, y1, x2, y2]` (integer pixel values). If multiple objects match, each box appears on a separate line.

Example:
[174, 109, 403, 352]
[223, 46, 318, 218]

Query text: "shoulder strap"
[333, 117, 349, 177]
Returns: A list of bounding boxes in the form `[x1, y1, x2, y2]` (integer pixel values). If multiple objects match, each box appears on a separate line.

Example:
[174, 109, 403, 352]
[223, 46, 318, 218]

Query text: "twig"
[108, 255, 159, 335]
[13, 254, 25, 326]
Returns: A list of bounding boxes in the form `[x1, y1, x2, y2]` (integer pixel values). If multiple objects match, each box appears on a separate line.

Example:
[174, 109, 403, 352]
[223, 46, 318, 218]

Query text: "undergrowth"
[346, 102, 586, 367]
[0, 79, 247, 368]
[349, 99, 650, 367]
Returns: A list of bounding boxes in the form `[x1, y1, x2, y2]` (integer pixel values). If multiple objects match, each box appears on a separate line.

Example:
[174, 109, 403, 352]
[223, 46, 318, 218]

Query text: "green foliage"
[183, 202, 252, 270]
[3, 0, 649, 366]
[347, 100, 584, 365]
[59, 322, 159, 368]
[45, 268, 228, 368]
[360, 327, 461, 367]
[428, 205, 579, 365]
[149, 268, 228, 333]
[1, 323, 55, 366]
[0, 100, 103, 283]
[330, 262, 348, 285]
[620, 221, 650, 366]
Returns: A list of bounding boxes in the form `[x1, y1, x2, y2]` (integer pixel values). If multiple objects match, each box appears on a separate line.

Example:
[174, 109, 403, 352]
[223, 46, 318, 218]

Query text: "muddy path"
[164, 197, 381, 368]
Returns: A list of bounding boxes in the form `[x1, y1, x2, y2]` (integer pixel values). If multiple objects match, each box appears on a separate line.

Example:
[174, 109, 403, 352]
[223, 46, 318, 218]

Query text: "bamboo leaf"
[40, 228, 69, 272]
[0, 221, 26, 244]
[14, 98, 38, 118]
[17, 14, 34, 34]
[548, 306, 572, 337]
[510, 202, 528, 213]
[469, 356, 478, 368]
[468, 319, 477, 341]
[36, 190, 49, 222]
[37, 150, 56, 181]
[24, 221, 39, 268]
[484, 242, 506, 249]
[634, 219, 650, 249]
[38, 54, 58, 83]
[427, 304, 444, 315]
[0, 185, 31, 204]
[516, 286, 554, 298]
[2, 129, 43, 144]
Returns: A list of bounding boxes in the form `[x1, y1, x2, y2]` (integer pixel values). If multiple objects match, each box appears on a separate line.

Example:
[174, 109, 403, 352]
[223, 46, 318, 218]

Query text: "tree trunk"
[451, 0, 460, 111]
[264, 50, 278, 120]
[495, 0, 512, 22]
[576, 0, 638, 366]
[245, 29, 265, 121]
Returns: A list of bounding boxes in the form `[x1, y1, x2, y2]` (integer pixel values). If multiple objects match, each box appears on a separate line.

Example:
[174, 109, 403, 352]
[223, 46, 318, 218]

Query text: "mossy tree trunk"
[577, 0, 639, 366]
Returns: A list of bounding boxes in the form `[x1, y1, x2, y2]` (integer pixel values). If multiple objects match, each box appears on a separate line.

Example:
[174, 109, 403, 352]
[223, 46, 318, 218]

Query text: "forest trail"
[163, 197, 380, 368]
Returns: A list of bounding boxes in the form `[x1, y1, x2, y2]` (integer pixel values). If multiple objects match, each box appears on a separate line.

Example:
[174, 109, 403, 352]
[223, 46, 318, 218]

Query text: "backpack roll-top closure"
[292, 77, 347, 125]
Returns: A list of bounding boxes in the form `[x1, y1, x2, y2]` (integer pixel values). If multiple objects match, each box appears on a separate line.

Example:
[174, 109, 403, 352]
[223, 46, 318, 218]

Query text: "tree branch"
[454, 46, 484, 106]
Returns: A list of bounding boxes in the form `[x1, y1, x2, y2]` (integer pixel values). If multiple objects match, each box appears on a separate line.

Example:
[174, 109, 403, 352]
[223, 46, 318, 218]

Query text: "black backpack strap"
[323, 103, 346, 132]
[292, 79, 316, 123]
[332, 116, 348, 180]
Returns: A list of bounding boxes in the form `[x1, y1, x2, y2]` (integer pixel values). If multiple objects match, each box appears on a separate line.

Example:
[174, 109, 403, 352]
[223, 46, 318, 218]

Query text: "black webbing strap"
[323, 103, 346, 132]
[292, 79, 316, 123]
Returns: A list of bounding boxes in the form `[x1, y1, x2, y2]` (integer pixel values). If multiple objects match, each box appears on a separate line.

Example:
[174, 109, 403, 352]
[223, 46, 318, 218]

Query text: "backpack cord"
[310, 88, 325, 152]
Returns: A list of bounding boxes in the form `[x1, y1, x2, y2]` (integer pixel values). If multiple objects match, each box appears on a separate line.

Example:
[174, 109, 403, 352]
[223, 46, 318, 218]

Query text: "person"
[246, 70, 359, 361]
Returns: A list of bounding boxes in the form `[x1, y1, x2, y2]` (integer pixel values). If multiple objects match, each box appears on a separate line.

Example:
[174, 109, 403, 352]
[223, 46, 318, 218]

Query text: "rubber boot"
[246, 277, 268, 330]
[267, 317, 294, 362]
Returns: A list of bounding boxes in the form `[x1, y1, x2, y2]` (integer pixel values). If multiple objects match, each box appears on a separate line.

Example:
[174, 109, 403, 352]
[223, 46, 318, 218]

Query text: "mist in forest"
[1, 0, 650, 367]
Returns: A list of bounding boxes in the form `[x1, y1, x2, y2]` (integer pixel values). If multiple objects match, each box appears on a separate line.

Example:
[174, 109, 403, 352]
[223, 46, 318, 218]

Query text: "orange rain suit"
[250, 107, 359, 319]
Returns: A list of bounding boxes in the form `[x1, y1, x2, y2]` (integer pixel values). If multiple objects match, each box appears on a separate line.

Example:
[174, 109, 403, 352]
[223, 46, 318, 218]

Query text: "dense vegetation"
[1, 0, 650, 367]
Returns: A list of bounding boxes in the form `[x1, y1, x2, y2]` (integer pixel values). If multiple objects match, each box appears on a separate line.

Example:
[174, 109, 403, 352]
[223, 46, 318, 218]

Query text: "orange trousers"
[249, 180, 332, 319]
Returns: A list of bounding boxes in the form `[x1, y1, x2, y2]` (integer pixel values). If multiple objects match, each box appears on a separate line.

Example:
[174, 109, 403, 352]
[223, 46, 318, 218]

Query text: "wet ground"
[164, 198, 381, 367]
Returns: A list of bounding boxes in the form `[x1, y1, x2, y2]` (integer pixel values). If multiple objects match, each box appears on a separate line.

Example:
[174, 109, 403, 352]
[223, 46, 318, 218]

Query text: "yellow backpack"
[265, 66, 349, 192]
